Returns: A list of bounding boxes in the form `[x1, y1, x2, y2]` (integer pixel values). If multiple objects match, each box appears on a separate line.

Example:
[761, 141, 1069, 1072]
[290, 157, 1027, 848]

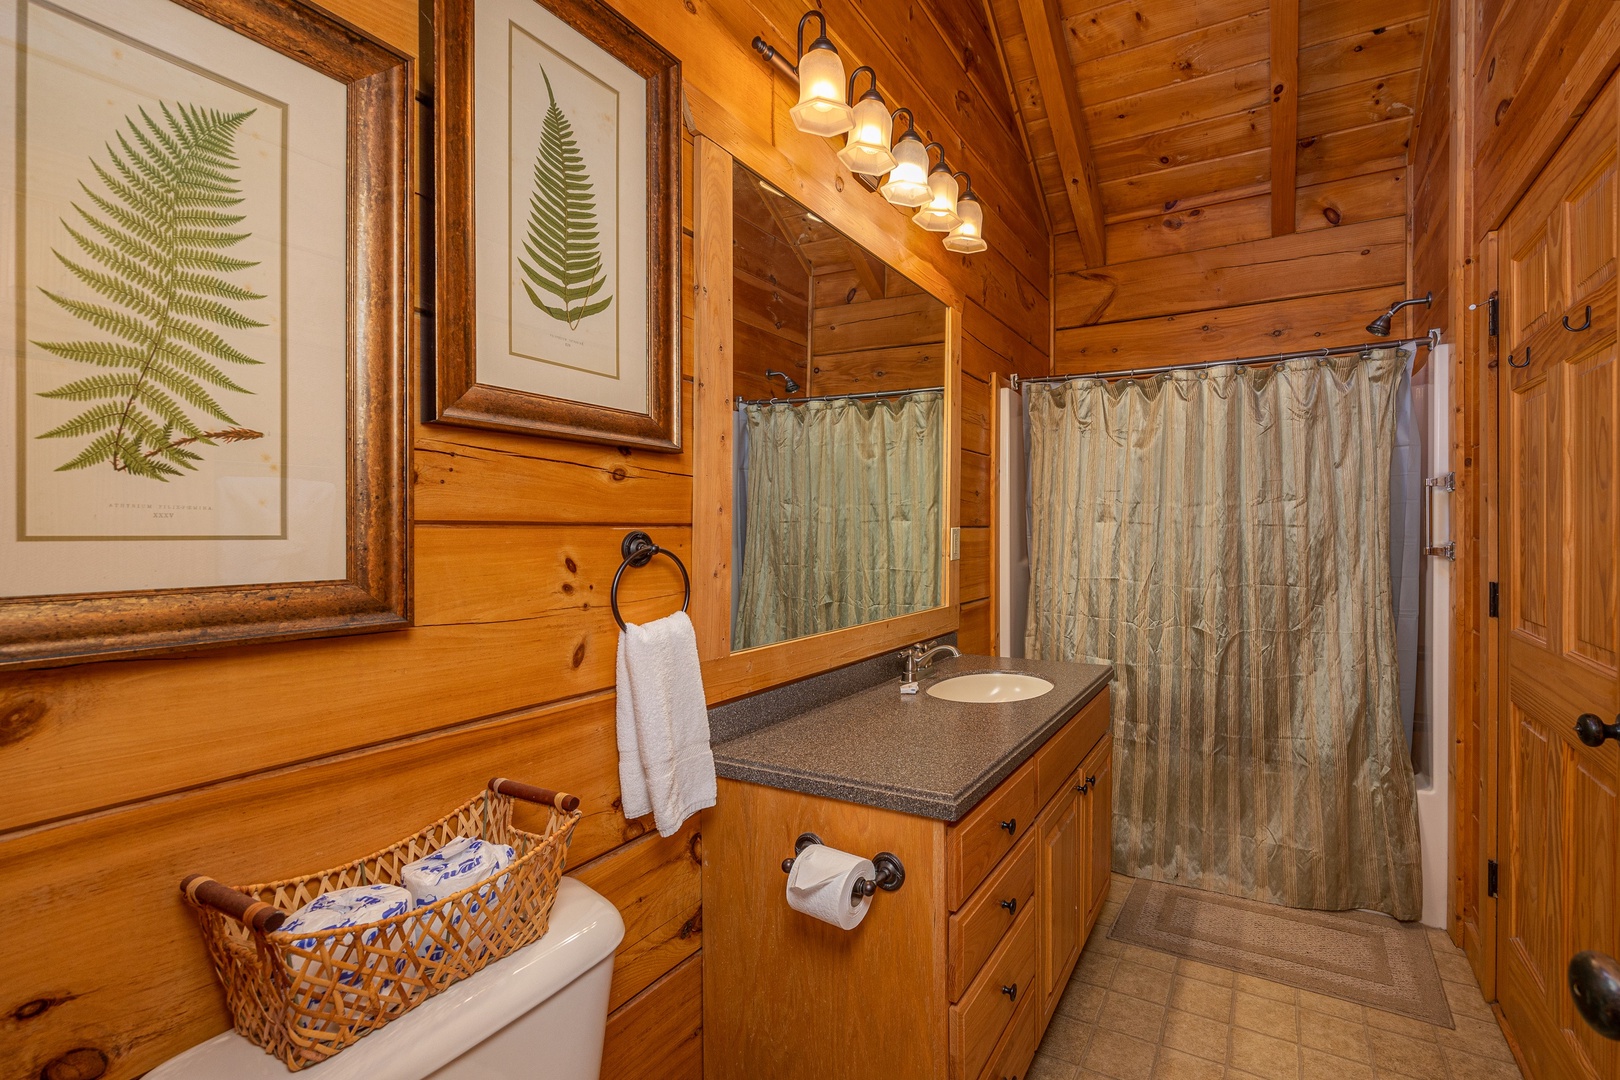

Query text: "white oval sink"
[926, 672, 1055, 703]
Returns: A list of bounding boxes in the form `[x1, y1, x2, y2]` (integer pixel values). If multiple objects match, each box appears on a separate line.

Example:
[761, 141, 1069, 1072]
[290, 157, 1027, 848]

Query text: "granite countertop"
[711, 655, 1113, 822]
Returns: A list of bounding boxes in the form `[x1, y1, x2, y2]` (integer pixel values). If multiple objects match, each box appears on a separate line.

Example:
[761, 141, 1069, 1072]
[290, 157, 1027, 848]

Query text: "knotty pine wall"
[993, 0, 1427, 372]
[0, 1, 1049, 1077]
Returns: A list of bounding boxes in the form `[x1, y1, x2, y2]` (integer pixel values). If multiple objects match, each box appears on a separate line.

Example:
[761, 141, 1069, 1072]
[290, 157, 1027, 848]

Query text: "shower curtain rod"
[1010, 332, 1440, 389]
[735, 385, 944, 407]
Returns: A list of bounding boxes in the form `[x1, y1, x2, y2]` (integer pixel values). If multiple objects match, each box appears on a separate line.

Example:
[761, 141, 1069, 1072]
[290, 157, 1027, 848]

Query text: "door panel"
[1566, 754, 1619, 1078]
[1039, 786, 1081, 1020]
[1566, 156, 1617, 307]
[1509, 228, 1553, 350]
[1511, 375, 1553, 643]
[1497, 74, 1620, 1080]
[1505, 707, 1563, 999]
[1568, 345, 1618, 672]
[1083, 735, 1114, 932]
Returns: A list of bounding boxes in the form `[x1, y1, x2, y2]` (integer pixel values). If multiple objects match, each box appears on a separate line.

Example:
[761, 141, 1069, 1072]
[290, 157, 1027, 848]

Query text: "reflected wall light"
[787, 12, 852, 138]
[880, 108, 931, 207]
[943, 174, 987, 253]
[912, 143, 961, 232]
[838, 67, 896, 176]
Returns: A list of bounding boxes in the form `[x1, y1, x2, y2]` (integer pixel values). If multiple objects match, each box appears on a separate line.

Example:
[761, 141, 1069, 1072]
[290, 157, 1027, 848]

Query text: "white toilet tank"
[147, 878, 625, 1080]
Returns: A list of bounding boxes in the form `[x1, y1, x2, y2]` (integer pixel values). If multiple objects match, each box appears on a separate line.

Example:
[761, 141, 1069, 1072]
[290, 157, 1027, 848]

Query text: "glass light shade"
[944, 197, 987, 253]
[881, 136, 931, 206]
[837, 95, 896, 176]
[912, 169, 961, 232]
[789, 47, 853, 137]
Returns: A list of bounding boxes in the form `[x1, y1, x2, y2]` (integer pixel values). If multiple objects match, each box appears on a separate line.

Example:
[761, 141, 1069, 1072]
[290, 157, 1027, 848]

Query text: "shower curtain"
[733, 391, 942, 650]
[1025, 350, 1422, 920]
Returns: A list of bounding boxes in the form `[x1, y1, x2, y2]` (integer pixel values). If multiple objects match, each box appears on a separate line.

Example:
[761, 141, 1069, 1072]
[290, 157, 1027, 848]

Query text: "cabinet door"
[1082, 734, 1115, 935]
[1038, 781, 1082, 1020]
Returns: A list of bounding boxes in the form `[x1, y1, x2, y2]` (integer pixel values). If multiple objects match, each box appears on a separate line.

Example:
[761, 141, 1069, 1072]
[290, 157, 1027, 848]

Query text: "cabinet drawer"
[951, 905, 1037, 1080]
[979, 991, 1038, 1080]
[949, 760, 1038, 910]
[1034, 689, 1110, 813]
[949, 828, 1038, 1000]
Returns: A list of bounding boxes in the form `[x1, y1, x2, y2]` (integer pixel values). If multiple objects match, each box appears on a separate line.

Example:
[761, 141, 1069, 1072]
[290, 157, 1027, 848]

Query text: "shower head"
[1366, 292, 1433, 336]
[765, 369, 801, 394]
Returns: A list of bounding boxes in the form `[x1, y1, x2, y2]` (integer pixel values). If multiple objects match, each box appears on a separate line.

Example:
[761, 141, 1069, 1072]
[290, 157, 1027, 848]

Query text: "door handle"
[1564, 305, 1594, 332]
[1569, 951, 1620, 1041]
[1575, 714, 1620, 748]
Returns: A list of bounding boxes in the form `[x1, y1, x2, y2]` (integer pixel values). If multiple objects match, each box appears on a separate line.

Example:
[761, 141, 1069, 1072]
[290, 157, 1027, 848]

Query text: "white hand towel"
[615, 609, 716, 837]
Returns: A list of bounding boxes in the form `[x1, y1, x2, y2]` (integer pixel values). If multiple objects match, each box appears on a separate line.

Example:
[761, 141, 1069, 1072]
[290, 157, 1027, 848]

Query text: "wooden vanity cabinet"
[703, 689, 1111, 1080]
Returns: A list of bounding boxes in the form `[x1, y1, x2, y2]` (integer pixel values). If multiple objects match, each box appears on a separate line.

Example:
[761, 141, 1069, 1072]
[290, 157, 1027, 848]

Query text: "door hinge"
[1470, 293, 1500, 337]
[1487, 859, 1499, 898]
[1489, 582, 1499, 618]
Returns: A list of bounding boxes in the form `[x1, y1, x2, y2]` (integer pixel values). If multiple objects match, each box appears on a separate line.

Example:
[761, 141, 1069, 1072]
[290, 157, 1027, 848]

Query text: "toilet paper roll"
[784, 844, 874, 930]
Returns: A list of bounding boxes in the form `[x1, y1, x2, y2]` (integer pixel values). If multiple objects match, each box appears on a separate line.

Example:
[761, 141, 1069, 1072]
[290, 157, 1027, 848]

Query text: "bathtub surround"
[1025, 349, 1423, 920]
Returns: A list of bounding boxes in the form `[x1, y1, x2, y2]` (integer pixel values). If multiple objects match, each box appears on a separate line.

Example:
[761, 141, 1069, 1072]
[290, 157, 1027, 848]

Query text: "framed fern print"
[0, 0, 412, 669]
[434, 0, 681, 451]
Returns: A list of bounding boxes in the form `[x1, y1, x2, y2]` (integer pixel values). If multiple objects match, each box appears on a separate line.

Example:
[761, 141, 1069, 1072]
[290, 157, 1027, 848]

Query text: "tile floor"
[1029, 874, 1523, 1080]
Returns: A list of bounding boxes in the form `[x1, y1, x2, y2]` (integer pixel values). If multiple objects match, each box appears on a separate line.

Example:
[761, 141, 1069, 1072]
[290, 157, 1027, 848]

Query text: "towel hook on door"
[1564, 305, 1594, 332]
[610, 530, 691, 630]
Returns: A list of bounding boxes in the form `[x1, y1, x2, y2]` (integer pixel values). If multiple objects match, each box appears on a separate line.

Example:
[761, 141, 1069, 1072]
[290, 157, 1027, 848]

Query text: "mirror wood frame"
[691, 135, 962, 704]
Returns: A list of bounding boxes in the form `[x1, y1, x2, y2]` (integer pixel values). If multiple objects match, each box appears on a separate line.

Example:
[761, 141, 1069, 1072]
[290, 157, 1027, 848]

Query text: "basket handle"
[181, 875, 288, 934]
[489, 777, 580, 812]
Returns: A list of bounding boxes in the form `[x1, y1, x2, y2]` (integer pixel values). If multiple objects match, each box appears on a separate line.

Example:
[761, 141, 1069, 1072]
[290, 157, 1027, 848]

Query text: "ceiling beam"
[1015, 0, 1105, 267]
[1269, 0, 1299, 236]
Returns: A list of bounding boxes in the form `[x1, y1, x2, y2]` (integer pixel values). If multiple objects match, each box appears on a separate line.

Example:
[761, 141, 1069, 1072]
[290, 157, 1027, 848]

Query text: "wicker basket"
[181, 778, 582, 1071]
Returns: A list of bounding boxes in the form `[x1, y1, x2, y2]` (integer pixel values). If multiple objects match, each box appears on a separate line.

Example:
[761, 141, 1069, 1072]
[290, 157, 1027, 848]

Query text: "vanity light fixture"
[838, 67, 896, 176]
[943, 174, 986, 254]
[912, 144, 962, 232]
[787, 12, 853, 138]
[880, 108, 931, 207]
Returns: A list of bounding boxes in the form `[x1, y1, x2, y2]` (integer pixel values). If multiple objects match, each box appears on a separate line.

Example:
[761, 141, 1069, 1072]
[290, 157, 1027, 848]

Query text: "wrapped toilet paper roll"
[785, 844, 874, 930]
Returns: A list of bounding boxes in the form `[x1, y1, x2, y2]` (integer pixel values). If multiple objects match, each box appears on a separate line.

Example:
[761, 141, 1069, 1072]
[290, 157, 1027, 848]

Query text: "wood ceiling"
[986, 0, 1429, 370]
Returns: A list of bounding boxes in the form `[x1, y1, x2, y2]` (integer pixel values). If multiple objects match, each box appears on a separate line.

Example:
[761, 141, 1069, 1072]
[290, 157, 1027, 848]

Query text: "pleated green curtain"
[1025, 351, 1423, 920]
[733, 391, 942, 650]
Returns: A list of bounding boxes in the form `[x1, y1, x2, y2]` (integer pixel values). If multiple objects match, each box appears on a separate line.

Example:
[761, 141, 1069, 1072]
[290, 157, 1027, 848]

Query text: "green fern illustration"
[32, 102, 266, 481]
[518, 65, 612, 329]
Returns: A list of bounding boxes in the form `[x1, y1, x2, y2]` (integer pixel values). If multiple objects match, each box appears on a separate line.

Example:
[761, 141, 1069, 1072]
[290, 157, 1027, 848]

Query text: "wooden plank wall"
[0, 1, 1050, 1078]
[992, 0, 1428, 372]
[732, 174, 811, 403]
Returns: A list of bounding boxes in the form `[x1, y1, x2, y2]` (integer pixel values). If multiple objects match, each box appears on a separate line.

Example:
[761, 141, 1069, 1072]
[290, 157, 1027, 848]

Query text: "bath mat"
[1109, 879, 1453, 1027]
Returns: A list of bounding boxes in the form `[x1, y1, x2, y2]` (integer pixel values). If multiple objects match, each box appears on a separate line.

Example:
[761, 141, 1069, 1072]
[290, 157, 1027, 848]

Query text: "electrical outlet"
[950, 527, 960, 560]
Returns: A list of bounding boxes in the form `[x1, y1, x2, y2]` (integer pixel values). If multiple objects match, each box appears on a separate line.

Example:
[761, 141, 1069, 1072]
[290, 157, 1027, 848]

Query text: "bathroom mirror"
[728, 161, 948, 652]
[692, 139, 960, 697]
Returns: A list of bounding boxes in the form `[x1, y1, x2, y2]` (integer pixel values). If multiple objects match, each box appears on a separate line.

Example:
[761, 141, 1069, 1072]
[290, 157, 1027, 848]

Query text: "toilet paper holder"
[780, 832, 906, 901]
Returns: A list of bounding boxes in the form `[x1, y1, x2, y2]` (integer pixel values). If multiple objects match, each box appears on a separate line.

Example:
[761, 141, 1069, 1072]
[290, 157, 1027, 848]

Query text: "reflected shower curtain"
[1025, 351, 1422, 920]
[733, 392, 942, 650]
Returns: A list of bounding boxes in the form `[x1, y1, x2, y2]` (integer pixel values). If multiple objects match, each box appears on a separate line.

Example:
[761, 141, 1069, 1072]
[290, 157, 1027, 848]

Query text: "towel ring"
[610, 530, 691, 631]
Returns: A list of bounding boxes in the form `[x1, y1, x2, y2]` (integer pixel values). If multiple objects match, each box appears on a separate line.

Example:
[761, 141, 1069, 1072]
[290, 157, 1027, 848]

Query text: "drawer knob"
[1075, 779, 1090, 793]
[1000, 897, 1018, 916]
[1000, 818, 1017, 835]
[1002, 982, 1018, 1001]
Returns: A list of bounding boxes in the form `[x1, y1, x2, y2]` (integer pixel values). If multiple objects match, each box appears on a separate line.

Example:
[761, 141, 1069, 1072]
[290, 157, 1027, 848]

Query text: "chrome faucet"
[900, 640, 961, 694]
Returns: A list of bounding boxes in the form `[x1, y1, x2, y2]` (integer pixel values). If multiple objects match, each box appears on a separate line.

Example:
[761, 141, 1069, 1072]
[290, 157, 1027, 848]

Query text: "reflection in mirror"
[729, 162, 947, 651]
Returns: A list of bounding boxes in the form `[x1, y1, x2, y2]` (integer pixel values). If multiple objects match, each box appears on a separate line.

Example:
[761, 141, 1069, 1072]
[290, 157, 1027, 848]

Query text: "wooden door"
[1082, 734, 1114, 934]
[1039, 782, 1082, 1021]
[1497, 75, 1620, 1080]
